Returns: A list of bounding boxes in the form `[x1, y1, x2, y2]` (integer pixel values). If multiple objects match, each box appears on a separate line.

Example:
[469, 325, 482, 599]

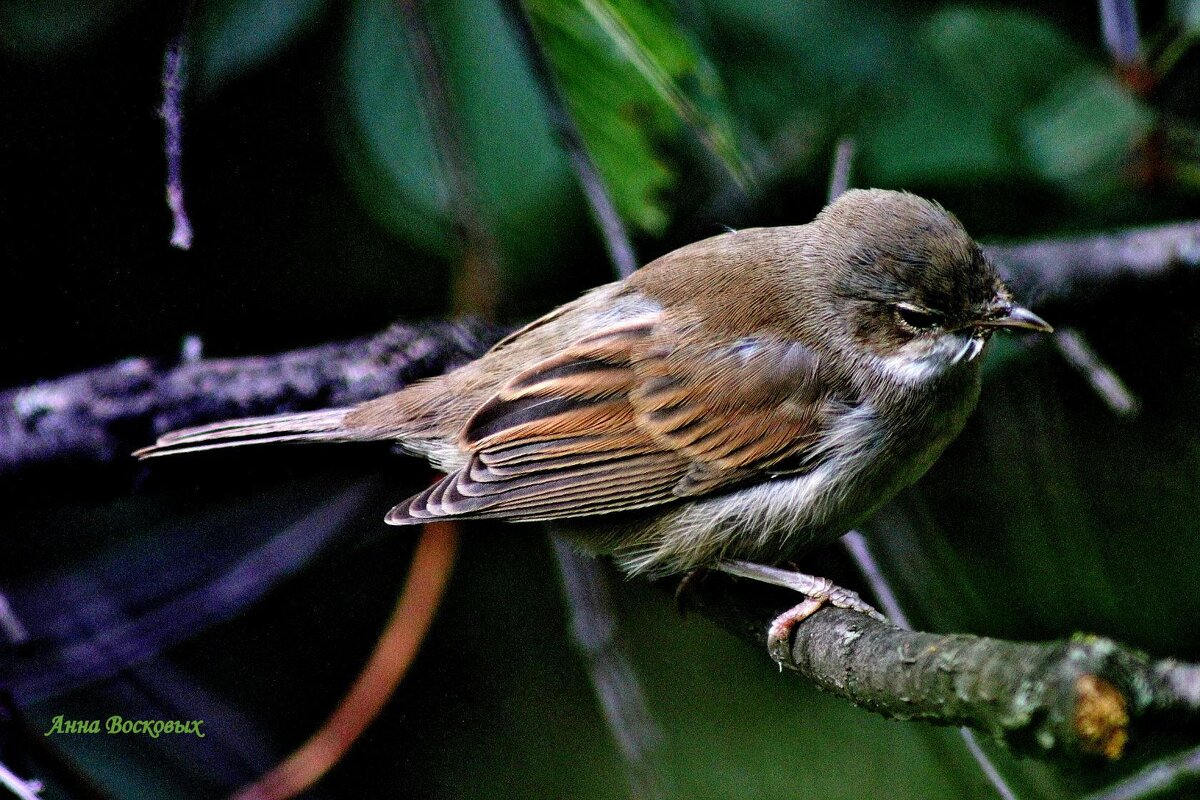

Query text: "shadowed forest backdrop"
[2, 0, 1200, 798]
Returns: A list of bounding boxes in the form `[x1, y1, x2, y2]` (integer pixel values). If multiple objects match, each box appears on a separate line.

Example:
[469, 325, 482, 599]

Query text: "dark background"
[3, 0, 1200, 798]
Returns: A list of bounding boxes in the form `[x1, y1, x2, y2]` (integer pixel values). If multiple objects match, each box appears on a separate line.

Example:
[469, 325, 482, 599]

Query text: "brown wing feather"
[631, 334, 826, 492]
[385, 316, 838, 525]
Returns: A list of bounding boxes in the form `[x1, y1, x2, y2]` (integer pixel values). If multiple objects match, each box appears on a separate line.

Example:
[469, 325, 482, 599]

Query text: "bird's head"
[806, 188, 1051, 380]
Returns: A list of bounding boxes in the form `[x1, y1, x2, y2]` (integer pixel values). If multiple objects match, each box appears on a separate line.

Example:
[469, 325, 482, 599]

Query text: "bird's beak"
[974, 305, 1054, 334]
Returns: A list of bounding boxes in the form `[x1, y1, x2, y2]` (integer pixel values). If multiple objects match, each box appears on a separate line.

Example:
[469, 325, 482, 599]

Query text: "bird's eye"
[895, 304, 942, 331]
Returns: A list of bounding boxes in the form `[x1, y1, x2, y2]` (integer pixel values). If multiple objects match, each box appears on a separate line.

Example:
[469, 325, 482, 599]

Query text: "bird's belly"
[603, 378, 978, 576]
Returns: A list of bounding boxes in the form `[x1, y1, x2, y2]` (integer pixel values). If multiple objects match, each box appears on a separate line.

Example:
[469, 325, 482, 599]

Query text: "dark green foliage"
[2, 0, 1200, 798]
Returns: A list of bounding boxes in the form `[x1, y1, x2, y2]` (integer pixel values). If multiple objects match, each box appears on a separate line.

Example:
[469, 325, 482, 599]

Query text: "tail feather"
[134, 408, 356, 459]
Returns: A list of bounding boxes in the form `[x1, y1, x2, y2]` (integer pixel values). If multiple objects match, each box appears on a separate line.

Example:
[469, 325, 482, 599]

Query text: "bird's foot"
[673, 568, 704, 617]
[716, 560, 886, 667]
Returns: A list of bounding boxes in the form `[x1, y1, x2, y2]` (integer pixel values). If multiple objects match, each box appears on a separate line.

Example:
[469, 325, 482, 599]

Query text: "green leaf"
[337, 0, 577, 284]
[1171, 0, 1200, 30]
[703, 0, 907, 91]
[194, 0, 330, 92]
[338, 0, 454, 257]
[924, 7, 1086, 117]
[864, 7, 1139, 191]
[1018, 69, 1153, 186]
[430, 0, 576, 274]
[863, 77, 1013, 184]
[691, 0, 911, 167]
[579, 0, 747, 182]
[526, 0, 744, 233]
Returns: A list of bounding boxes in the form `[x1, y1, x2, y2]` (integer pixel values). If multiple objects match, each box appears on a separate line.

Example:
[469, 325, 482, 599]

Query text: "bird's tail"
[134, 408, 357, 459]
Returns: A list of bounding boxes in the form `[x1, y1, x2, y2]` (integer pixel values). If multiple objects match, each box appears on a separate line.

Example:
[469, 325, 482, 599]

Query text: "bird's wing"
[385, 315, 843, 524]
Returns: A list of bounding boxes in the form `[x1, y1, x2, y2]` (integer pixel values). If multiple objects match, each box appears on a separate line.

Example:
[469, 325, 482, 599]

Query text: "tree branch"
[6, 218, 1197, 478]
[674, 572, 1200, 761]
[4, 220, 1200, 761]
[0, 319, 506, 477]
[982, 220, 1200, 305]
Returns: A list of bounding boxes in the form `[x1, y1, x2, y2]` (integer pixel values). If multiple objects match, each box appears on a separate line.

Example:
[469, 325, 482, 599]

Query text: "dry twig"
[3, 219, 1200, 764]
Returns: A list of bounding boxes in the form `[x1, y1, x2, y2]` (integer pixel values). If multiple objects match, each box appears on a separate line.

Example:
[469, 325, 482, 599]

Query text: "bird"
[136, 189, 1052, 662]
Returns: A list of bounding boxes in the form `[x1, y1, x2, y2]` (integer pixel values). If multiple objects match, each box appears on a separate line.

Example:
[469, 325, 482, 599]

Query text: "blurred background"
[2, 0, 1200, 798]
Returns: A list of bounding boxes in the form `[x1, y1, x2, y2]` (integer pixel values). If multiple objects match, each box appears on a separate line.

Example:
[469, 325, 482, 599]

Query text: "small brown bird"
[137, 189, 1051, 661]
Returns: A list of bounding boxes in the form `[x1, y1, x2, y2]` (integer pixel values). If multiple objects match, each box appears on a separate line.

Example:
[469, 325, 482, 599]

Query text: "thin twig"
[1082, 743, 1200, 800]
[229, 8, 492, 796]
[1098, 0, 1143, 69]
[1052, 328, 1140, 416]
[843, 531, 1021, 800]
[395, 0, 501, 317]
[0, 761, 41, 800]
[550, 540, 668, 800]
[825, 137, 856, 204]
[508, 8, 665, 793]
[0, 593, 29, 646]
[1097, 0, 1155, 97]
[5, 486, 370, 704]
[500, 0, 638, 278]
[229, 521, 459, 800]
[958, 732, 1020, 800]
[160, 4, 195, 250]
[842, 530, 907, 626]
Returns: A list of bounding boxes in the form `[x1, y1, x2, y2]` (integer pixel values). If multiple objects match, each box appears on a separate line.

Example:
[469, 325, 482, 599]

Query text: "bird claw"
[766, 586, 887, 666]
[767, 597, 825, 666]
[717, 560, 887, 667]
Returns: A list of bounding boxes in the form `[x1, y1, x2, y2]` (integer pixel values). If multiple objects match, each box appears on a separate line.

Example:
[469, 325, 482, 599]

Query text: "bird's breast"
[606, 365, 981, 576]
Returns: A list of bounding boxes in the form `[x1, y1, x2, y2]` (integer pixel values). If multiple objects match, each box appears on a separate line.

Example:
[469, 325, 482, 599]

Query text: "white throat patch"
[877, 333, 976, 385]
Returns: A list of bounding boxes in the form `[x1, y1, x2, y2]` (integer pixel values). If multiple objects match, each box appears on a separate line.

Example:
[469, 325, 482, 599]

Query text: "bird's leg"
[672, 568, 704, 617]
[717, 560, 888, 666]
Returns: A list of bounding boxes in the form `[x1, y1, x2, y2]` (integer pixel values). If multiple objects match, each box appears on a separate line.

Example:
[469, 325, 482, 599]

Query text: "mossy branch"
[2, 220, 1199, 762]
[675, 573, 1200, 760]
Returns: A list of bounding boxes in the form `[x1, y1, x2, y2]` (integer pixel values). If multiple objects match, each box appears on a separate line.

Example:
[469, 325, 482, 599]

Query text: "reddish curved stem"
[229, 519, 460, 800]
